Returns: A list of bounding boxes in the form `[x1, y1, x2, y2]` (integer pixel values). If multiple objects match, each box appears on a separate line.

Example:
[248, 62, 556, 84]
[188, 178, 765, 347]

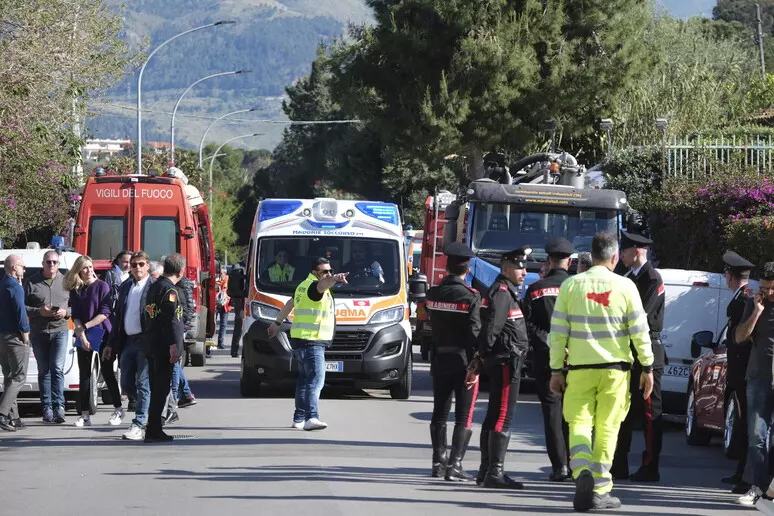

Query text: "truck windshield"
[255, 236, 401, 296]
[471, 203, 618, 261]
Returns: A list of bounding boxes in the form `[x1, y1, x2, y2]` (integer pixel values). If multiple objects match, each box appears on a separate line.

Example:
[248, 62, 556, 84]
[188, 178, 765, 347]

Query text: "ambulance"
[240, 198, 413, 399]
[72, 168, 216, 366]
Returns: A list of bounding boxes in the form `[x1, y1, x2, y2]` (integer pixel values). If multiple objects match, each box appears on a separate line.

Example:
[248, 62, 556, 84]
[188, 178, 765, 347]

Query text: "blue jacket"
[0, 275, 30, 334]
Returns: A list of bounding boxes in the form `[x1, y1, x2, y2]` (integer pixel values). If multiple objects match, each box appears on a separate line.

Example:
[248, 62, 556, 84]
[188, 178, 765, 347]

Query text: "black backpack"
[227, 264, 247, 298]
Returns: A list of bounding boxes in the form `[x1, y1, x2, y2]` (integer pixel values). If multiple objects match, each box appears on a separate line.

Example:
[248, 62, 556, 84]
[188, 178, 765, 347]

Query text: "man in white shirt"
[104, 251, 155, 441]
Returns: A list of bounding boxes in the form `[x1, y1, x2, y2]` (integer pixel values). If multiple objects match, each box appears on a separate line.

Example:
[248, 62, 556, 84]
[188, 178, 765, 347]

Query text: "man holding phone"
[734, 262, 774, 507]
[24, 250, 70, 424]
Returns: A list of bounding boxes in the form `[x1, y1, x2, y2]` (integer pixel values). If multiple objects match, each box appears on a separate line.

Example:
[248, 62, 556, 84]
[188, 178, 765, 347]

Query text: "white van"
[658, 268, 757, 413]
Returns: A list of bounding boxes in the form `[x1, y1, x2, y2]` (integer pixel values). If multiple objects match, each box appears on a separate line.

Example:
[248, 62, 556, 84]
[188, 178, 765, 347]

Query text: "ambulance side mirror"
[690, 330, 715, 359]
[443, 203, 460, 248]
[408, 273, 428, 303]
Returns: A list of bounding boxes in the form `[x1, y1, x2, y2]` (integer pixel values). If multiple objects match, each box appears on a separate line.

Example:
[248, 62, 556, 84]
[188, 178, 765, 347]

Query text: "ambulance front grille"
[330, 331, 371, 352]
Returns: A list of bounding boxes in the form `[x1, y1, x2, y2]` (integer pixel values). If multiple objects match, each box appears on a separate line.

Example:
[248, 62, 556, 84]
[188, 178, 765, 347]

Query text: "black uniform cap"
[443, 242, 475, 259]
[545, 237, 574, 257]
[723, 250, 754, 272]
[502, 247, 531, 269]
[620, 231, 653, 250]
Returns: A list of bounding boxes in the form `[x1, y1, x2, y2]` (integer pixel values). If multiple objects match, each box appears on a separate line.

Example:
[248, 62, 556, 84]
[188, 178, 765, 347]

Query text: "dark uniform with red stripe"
[721, 250, 756, 488]
[477, 262, 530, 489]
[523, 268, 571, 479]
[612, 260, 666, 481]
[425, 273, 482, 480]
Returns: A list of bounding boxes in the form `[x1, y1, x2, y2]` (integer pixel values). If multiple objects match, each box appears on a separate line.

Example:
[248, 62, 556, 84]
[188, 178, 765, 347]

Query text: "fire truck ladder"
[430, 188, 444, 284]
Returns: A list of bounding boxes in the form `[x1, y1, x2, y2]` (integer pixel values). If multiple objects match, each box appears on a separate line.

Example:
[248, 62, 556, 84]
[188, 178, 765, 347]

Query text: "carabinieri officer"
[523, 237, 574, 482]
[425, 242, 482, 481]
[469, 247, 531, 490]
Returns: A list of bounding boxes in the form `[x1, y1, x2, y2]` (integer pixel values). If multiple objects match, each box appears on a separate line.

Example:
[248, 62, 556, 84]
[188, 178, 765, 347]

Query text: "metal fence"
[665, 135, 774, 177]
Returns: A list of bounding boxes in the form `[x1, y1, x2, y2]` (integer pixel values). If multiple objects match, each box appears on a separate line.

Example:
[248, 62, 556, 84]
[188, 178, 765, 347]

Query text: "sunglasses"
[317, 268, 333, 276]
[131, 262, 147, 268]
[44, 260, 59, 265]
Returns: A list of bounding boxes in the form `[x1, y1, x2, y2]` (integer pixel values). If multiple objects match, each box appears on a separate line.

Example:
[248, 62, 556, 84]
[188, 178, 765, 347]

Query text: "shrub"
[601, 147, 664, 213]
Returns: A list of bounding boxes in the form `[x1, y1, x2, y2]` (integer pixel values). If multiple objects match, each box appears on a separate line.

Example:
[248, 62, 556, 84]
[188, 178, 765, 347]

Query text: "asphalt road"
[0, 319, 757, 516]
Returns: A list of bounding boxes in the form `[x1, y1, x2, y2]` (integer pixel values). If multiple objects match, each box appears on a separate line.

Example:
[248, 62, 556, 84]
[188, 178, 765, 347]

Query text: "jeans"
[0, 334, 30, 419]
[119, 337, 150, 426]
[744, 376, 774, 489]
[31, 331, 68, 414]
[170, 362, 192, 402]
[292, 342, 327, 422]
[217, 307, 227, 348]
[230, 300, 244, 356]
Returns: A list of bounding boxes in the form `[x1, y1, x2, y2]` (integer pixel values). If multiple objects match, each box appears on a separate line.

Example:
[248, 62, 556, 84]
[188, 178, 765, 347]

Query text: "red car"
[685, 326, 744, 458]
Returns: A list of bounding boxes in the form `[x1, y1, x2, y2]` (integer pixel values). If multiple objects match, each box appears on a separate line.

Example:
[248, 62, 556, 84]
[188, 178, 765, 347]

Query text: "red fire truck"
[413, 190, 456, 360]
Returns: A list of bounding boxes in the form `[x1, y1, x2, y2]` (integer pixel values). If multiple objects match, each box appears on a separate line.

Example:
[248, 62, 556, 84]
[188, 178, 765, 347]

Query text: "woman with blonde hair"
[63, 255, 123, 427]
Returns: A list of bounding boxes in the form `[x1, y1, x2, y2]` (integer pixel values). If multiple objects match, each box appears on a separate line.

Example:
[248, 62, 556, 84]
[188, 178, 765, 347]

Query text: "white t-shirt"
[124, 276, 149, 336]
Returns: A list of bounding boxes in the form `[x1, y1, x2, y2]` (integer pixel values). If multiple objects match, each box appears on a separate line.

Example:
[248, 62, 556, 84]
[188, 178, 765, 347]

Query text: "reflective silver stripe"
[570, 444, 591, 456]
[627, 322, 650, 336]
[569, 328, 629, 340]
[591, 462, 611, 474]
[566, 314, 627, 325]
[593, 477, 611, 487]
[294, 309, 322, 316]
[552, 309, 569, 322]
[627, 309, 646, 322]
[570, 457, 592, 471]
[550, 324, 570, 336]
[292, 322, 322, 331]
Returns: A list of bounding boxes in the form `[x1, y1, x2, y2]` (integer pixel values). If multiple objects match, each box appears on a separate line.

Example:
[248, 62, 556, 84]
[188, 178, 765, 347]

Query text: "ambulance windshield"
[471, 204, 618, 261]
[255, 237, 401, 296]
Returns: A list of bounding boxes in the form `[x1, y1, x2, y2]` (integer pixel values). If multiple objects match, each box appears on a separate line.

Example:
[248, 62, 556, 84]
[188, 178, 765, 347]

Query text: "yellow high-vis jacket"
[549, 265, 654, 371]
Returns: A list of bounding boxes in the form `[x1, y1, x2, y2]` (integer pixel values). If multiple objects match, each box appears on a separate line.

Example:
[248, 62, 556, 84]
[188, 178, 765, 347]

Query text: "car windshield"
[470, 203, 618, 261]
[255, 236, 401, 297]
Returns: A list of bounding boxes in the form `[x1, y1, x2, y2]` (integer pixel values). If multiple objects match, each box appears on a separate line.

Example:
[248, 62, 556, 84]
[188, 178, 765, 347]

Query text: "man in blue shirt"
[0, 254, 31, 432]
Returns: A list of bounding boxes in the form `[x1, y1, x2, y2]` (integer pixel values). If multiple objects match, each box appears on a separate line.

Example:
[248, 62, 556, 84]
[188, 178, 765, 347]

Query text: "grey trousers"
[0, 333, 30, 418]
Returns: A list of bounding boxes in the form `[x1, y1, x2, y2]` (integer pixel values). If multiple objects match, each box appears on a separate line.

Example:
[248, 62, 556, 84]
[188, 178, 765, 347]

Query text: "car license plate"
[664, 365, 691, 377]
[325, 361, 343, 372]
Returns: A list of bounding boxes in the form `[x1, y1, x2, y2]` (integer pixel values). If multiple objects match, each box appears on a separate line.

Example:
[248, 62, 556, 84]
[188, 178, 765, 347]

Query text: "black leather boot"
[483, 431, 524, 489]
[445, 425, 474, 481]
[476, 429, 490, 485]
[429, 423, 448, 477]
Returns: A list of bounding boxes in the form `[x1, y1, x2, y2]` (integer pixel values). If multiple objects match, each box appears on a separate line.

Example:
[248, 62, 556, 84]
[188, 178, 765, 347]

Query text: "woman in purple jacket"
[63, 255, 123, 427]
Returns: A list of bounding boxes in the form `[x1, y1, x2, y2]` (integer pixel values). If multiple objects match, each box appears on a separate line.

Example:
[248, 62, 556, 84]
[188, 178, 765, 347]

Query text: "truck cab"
[241, 198, 413, 399]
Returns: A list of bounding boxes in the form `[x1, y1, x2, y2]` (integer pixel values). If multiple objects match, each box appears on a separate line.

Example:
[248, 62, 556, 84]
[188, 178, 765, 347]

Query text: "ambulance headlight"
[367, 306, 405, 325]
[251, 302, 281, 322]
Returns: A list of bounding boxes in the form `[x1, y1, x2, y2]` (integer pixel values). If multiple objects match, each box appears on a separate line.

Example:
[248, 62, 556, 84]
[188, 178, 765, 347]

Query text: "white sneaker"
[737, 486, 763, 506]
[303, 418, 328, 431]
[108, 408, 125, 426]
[122, 423, 144, 441]
[74, 416, 91, 427]
[291, 421, 305, 430]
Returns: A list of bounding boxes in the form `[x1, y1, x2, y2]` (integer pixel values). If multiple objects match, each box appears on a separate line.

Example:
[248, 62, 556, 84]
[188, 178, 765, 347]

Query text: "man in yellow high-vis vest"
[268, 257, 348, 432]
[548, 232, 654, 512]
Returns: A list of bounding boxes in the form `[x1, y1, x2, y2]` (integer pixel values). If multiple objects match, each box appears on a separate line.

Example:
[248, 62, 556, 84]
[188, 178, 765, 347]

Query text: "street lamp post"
[208, 133, 264, 213]
[198, 108, 257, 168]
[170, 69, 251, 163]
[136, 20, 235, 175]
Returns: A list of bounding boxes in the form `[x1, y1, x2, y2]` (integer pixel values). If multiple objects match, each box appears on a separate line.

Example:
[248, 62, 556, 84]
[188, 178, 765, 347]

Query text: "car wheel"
[390, 352, 412, 400]
[724, 394, 739, 458]
[685, 387, 712, 446]
[240, 358, 261, 398]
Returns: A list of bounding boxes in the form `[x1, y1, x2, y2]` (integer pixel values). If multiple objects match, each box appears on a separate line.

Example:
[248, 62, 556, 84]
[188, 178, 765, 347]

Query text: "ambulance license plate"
[664, 365, 690, 377]
[325, 361, 343, 372]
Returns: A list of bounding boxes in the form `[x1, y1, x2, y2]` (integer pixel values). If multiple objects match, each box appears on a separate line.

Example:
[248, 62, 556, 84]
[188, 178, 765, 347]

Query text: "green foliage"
[0, 0, 137, 245]
[725, 216, 774, 268]
[601, 148, 664, 212]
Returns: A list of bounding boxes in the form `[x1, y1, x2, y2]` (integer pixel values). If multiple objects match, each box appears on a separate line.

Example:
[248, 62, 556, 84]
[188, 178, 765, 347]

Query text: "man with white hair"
[0, 255, 31, 432]
[149, 261, 164, 279]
